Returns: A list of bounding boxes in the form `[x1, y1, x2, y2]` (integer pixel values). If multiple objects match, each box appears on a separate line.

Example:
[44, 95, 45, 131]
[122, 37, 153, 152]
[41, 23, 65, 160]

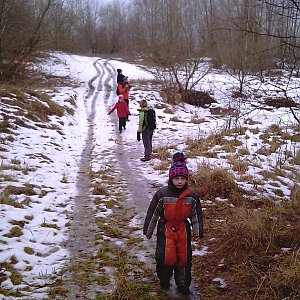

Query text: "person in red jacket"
[108, 95, 131, 133]
[143, 152, 204, 295]
[117, 77, 130, 120]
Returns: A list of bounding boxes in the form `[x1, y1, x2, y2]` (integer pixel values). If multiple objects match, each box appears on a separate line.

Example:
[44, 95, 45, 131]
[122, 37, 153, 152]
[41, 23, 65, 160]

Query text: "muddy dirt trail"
[63, 59, 201, 300]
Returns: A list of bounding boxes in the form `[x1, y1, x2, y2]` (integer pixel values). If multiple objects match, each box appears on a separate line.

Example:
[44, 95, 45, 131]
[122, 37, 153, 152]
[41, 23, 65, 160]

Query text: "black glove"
[137, 132, 141, 142]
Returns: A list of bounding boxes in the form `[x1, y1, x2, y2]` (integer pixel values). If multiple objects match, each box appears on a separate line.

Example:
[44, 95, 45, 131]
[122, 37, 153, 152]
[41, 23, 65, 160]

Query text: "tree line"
[0, 0, 299, 80]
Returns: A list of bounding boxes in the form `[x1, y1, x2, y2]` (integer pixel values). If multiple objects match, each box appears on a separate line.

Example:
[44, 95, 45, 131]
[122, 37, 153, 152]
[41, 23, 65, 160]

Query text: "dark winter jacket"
[143, 181, 203, 267]
[117, 73, 125, 84]
[143, 182, 203, 238]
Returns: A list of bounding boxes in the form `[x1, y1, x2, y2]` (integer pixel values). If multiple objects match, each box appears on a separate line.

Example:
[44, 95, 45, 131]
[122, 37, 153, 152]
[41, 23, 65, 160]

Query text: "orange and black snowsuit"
[143, 181, 203, 288]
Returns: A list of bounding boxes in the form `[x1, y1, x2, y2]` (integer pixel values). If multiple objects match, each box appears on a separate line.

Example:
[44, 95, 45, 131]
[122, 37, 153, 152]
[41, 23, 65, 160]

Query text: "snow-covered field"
[0, 52, 299, 299]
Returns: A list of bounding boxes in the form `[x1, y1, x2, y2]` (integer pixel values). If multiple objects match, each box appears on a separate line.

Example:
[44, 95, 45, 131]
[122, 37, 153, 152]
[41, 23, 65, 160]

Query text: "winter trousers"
[155, 219, 192, 288]
[118, 117, 126, 132]
[142, 128, 154, 158]
[124, 99, 129, 120]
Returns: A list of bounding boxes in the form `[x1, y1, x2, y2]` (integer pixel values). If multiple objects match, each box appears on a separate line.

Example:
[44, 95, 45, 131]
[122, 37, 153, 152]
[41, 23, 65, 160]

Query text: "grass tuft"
[190, 164, 240, 201]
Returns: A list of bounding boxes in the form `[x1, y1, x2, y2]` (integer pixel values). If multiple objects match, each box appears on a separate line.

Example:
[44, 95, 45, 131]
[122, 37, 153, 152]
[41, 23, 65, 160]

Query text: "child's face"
[172, 176, 187, 188]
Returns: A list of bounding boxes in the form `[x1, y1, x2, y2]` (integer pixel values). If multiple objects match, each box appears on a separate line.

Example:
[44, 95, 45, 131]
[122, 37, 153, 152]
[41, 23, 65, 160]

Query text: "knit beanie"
[118, 94, 124, 100]
[169, 152, 189, 180]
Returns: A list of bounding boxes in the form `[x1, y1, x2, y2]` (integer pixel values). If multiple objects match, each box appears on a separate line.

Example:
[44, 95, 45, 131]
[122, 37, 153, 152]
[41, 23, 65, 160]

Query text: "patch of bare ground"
[50, 158, 169, 299]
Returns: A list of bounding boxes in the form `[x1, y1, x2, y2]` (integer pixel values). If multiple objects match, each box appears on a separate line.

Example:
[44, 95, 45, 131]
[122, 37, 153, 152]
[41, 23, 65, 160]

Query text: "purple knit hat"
[169, 152, 189, 180]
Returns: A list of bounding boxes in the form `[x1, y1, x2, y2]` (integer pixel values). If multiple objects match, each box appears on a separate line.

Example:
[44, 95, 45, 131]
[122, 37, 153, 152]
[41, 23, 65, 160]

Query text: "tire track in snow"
[63, 59, 107, 299]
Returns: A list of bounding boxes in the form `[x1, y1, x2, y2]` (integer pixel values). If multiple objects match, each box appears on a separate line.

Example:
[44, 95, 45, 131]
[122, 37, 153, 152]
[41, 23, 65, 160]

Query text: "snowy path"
[63, 59, 201, 299]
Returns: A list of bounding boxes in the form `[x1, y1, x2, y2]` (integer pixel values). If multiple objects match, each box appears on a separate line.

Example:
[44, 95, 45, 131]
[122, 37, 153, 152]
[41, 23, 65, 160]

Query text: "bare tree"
[0, 0, 57, 79]
[41, 0, 77, 52]
[72, 0, 101, 53]
[0, 0, 9, 74]
[233, 0, 300, 123]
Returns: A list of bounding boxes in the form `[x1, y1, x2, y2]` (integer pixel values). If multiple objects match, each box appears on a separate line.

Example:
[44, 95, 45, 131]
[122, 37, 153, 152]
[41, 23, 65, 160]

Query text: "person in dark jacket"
[108, 94, 130, 133]
[116, 68, 125, 84]
[143, 152, 204, 295]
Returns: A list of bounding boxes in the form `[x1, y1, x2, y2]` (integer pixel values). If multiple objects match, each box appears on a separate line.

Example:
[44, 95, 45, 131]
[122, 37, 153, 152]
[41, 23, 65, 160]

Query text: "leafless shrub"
[160, 86, 181, 104]
[181, 90, 217, 108]
[265, 97, 298, 108]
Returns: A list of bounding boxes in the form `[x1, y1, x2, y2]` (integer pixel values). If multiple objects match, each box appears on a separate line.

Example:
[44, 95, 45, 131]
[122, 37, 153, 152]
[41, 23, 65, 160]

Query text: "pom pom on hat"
[118, 94, 124, 99]
[169, 152, 189, 180]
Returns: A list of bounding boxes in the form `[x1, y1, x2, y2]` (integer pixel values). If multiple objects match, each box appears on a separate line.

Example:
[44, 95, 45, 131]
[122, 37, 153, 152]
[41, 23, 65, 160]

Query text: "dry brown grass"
[293, 150, 300, 165]
[163, 107, 175, 114]
[2, 184, 37, 196]
[223, 126, 247, 136]
[245, 118, 262, 125]
[190, 164, 241, 202]
[0, 85, 67, 126]
[160, 86, 181, 104]
[187, 133, 244, 158]
[170, 116, 186, 122]
[4, 226, 23, 238]
[0, 192, 23, 208]
[191, 117, 206, 124]
[186, 137, 210, 155]
[194, 186, 300, 300]
[227, 155, 249, 174]
[152, 145, 174, 161]
[0, 262, 23, 286]
[206, 193, 300, 299]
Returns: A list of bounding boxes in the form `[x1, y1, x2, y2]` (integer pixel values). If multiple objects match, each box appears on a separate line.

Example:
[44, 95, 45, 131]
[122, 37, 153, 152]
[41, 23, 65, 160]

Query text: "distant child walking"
[116, 68, 125, 84]
[143, 152, 203, 295]
[117, 77, 130, 120]
[108, 94, 130, 133]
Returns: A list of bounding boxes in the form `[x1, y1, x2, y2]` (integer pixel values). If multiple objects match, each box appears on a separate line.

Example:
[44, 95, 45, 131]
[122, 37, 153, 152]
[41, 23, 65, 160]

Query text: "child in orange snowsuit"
[143, 152, 203, 295]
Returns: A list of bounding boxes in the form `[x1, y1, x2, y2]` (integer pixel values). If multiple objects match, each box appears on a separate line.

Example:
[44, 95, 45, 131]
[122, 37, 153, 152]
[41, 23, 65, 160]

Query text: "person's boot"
[160, 281, 170, 291]
[140, 156, 151, 161]
[177, 285, 191, 295]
